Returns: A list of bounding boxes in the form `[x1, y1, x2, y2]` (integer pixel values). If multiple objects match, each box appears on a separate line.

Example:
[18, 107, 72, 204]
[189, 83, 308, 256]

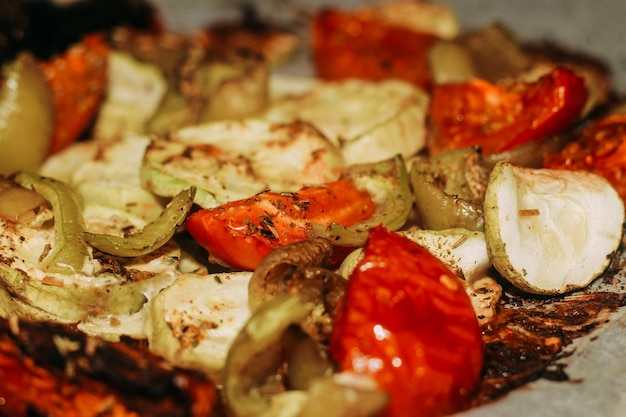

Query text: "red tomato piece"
[428, 66, 588, 155]
[311, 8, 439, 90]
[185, 178, 377, 271]
[39, 34, 109, 155]
[330, 226, 483, 417]
[543, 113, 626, 203]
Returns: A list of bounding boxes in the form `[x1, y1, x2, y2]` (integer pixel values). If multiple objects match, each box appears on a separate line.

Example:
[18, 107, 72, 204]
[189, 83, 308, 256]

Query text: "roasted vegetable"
[427, 66, 588, 155]
[185, 177, 375, 271]
[185, 156, 411, 270]
[311, 8, 439, 90]
[83, 187, 195, 257]
[330, 226, 483, 417]
[105, 28, 271, 135]
[15, 172, 91, 275]
[248, 238, 346, 343]
[339, 228, 492, 285]
[0, 317, 217, 417]
[484, 161, 624, 294]
[338, 227, 500, 325]
[455, 23, 533, 83]
[141, 119, 344, 208]
[222, 293, 387, 417]
[0, 53, 54, 175]
[265, 78, 429, 165]
[93, 50, 168, 139]
[0, 177, 48, 223]
[0, 174, 181, 325]
[427, 40, 477, 84]
[410, 147, 488, 231]
[40, 135, 166, 223]
[221, 294, 316, 417]
[39, 33, 109, 154]
[311, 155, 412, 246]
[543, 112, 626, 203]
[147, 271, 252, 379]
[354, 0, 460, 39]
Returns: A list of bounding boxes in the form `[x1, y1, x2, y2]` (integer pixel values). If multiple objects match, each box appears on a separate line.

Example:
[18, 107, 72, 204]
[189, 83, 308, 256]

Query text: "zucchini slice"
[484, 161, 624, 294]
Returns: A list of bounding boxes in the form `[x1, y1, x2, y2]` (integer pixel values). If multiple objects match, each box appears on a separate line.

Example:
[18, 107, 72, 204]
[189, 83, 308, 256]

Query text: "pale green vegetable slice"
[355, 0, 460, 39]
[484, 161, 624, 294]
[409, 147, 487, 231]
[0, 174, 183, 325]
[223, 294, 313, 417]
[0, 240, 180, 323]
[15, 172, 91, 275]
[146, 272, 252, 379]
[40, 134, 166, 222]
[400, 228, 491, 282]
[264, 78, 429, 165]
[83, 187, 195, 257]
[141, 119, 344, 208]
[93, 51, 168, 139]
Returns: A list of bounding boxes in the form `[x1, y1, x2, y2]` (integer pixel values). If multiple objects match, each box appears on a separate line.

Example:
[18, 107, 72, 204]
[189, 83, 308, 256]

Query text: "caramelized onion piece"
[223, 294, 313, 417]
[0, 177, 48, 223]
[248, 238, 346, 342]
[286, 335, 334, 391]
[223, 294, 384, 417]
[249, 237, 333, 310]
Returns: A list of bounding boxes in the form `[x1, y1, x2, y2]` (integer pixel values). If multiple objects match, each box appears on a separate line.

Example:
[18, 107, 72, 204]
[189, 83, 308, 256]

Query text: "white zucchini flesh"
[141, 119, 344, 208]
[484, 161, 624, 294]
[146, 272, 252, 378]
[265, 78, 429, 165]
[338, 228, 491, 285]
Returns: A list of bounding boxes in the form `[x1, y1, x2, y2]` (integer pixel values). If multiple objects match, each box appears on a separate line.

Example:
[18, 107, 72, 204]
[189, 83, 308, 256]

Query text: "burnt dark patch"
[472, 290, 625, 405]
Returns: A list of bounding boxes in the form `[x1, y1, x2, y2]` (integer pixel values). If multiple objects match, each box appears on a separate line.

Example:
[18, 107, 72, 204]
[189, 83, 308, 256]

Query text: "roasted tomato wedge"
[428, 66, 588, 155]
[330, 226, 483, 417]
[543, 113, 626, 203]
[185, 178, 376, 271]
[311, 8, 438, 90]
[39, 34, 109, 154]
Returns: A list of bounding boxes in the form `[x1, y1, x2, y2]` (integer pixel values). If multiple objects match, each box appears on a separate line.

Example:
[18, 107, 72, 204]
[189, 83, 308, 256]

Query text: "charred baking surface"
[473, 288, 625, 405]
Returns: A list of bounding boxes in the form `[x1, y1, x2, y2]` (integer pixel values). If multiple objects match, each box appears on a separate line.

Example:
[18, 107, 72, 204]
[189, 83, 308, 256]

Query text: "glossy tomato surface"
[39, 34, 109, 154]
[330, 226, 483, 417]
[185, 178, 376, 271]
[311, 8, 438, 90]
[428, 66, 587, 155]
[543, 113, 626, 203]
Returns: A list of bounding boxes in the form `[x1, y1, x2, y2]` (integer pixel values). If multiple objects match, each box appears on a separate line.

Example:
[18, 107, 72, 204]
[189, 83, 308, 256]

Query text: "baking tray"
[147, 1, 626, 416]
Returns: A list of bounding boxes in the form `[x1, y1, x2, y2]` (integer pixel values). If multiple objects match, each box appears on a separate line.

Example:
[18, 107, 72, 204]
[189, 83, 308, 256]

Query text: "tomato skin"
[428, 66, 588, 155]
[330, 226, 483, 417]
[543, 113, 626, 203]
[185, 178, 376, 271]
[311, 9, 438, 90]
[39, 34, 109, 155]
